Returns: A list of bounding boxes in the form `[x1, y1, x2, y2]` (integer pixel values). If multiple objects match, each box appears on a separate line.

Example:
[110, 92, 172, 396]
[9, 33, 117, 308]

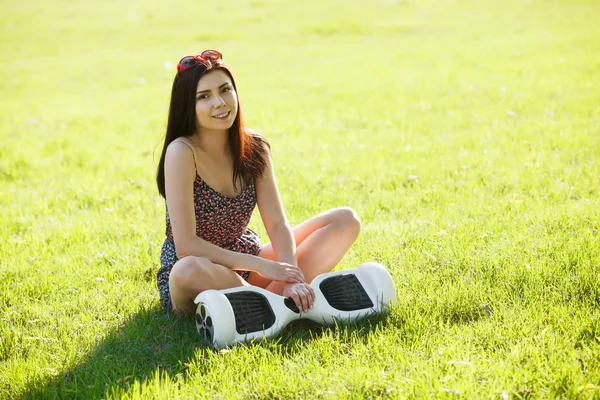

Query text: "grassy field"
[1, 0, 599, 398]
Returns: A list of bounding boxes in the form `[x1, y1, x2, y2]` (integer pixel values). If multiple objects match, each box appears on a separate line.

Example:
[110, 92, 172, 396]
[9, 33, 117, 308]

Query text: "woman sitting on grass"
[155, 50, 361, 315]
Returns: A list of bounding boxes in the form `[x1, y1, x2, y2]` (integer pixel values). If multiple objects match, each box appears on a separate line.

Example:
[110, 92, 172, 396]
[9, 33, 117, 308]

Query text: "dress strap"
[174, 138, 198, 175]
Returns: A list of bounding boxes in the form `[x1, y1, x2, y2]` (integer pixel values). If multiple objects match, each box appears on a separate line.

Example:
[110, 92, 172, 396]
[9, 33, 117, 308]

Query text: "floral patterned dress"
[156, 157, 261, 311]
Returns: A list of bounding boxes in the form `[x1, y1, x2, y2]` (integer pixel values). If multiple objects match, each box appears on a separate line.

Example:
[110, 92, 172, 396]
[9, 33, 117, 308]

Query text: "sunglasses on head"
[176, 50, 223, 76]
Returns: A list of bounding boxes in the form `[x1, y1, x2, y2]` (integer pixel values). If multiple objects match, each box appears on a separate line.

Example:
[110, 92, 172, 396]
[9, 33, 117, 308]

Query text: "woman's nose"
[214, 95, 226, 107]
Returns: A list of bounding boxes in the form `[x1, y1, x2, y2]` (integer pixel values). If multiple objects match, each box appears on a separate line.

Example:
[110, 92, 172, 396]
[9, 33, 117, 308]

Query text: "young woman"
[156, 50, 361, 315]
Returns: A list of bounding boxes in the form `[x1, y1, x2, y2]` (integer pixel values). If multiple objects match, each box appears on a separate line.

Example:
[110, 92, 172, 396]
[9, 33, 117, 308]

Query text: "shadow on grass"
[271, 310, 394, 352]
[21, 307, 392, 399]
[21, 306, 201, 400]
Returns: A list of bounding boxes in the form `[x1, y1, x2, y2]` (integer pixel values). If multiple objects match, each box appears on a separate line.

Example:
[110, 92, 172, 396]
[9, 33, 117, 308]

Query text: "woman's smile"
[212, 110, 231, 120]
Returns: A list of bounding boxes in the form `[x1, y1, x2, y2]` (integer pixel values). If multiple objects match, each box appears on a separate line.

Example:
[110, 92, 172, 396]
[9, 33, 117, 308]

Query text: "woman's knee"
[333, 206, 361, 236]
[170, 256, 247, 293]
[169, 256, 213, 288]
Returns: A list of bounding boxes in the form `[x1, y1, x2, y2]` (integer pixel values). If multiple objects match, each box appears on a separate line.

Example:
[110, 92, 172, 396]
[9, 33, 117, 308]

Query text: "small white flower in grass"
[448, 360, 473, 367]
[164, 61, 173, 70]
[500, 86, 507, 92]
[507, 110, 516, 117]
[442, 387, 460, 395]
[138, 77, 146, 84]
[509, 193, 521, 204]
[405, 175, 419, 185]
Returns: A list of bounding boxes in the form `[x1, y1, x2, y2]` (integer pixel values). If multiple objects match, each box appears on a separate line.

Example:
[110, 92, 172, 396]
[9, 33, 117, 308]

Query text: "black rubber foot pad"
[319, 274, 374, 311]
[225, 292, 276, 334]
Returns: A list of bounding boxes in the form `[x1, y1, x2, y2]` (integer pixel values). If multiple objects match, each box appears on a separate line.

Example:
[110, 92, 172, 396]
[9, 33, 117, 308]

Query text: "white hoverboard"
[193, 262, 396, 349]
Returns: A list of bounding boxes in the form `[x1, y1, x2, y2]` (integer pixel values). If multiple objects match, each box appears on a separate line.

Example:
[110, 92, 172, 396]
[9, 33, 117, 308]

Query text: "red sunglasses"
[176, 50, 223, 76]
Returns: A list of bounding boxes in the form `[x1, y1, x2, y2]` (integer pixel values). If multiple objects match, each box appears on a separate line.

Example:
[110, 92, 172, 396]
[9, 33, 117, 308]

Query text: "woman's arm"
[255, 145, 298, 267]
[164, 141, 303, 282]
[255, 144, 316, 311]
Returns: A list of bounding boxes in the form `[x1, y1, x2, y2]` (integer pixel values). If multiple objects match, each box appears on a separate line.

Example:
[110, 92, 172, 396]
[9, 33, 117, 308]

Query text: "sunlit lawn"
[1, 0, 599, 398]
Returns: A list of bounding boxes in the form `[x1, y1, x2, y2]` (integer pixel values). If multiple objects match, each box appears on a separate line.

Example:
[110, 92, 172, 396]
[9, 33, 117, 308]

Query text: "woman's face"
[195, 69, 238, 133]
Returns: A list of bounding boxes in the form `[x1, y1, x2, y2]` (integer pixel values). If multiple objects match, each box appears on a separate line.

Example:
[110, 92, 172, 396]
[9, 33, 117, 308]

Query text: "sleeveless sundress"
[156, 147, 261, 311]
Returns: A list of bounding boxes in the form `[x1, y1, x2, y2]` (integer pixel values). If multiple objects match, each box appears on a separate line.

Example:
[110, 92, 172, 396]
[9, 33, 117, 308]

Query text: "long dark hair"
[156, 60, 269, 198]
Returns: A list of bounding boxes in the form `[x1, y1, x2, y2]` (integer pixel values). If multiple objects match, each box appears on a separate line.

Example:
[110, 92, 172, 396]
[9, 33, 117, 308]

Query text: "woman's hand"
[255, 259, 305, 283]
[283, 282, 316, 313]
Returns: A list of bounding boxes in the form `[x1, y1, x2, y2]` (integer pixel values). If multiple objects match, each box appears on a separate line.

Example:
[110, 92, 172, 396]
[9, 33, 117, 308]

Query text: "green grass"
[1, 0, 599, 398]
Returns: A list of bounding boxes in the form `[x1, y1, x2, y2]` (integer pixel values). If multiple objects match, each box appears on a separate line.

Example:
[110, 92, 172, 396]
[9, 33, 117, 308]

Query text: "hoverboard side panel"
[224, 291, 277, 334]
[318, 273, 374, 311]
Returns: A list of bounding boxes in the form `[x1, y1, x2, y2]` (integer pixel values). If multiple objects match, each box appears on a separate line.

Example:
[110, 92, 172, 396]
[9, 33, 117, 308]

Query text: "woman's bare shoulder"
[165, 139, 196, 170]
[168, 137, 193, 150]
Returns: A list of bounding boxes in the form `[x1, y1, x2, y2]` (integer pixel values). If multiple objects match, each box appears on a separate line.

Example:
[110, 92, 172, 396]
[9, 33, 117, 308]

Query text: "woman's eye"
[222, 87, 232, 93]
[198, 94, 209, 100]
